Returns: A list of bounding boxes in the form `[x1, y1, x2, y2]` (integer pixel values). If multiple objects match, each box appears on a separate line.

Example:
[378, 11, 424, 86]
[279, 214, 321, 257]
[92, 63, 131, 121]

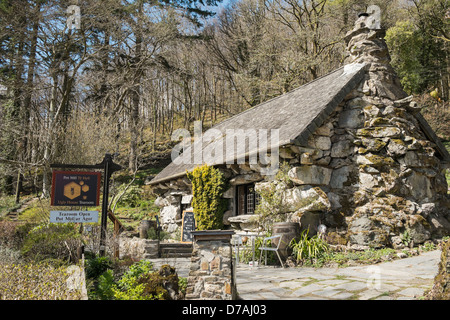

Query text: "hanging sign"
[181, 210, 196, 243]
[51, 171, 101, 206]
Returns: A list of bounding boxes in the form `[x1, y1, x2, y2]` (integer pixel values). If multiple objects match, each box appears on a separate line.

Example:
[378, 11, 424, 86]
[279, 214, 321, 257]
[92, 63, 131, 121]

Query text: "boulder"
[229, 173, 262, 185]
[356, 153, 395, 167]
[314, 122, 333, 136]
[360, 137, 387, 152]
[338, 109, 364, 128]
[403, 171, 433, 200]
[359, 172, 380, 189]
[228, 214, 259, 231]
[356, 127, 402, 138]
[307, 135, 332, 151]
[331, 140, 353, 158]
[281, 186, 331, 213]
[288, 165, 332, 186]
[348, 214, 389, 247]
[330, 166, 350, 189]
[399, 151, 440, 168]
[160, 205, 181, 233]
[386, 139, 407, 157]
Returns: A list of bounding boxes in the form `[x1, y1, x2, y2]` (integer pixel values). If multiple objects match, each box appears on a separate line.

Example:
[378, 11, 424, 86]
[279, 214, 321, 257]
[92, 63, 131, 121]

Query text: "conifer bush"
[187, 164, 227, 230]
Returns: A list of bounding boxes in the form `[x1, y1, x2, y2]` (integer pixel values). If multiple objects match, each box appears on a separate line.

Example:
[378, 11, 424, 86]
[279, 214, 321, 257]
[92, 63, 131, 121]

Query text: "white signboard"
[50, 210, 99, 223]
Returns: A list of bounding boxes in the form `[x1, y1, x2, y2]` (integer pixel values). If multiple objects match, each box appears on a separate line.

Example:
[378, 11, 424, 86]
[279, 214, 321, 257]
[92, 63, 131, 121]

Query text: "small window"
[180, 202, 190, 213]
[237, 183, 260, 215]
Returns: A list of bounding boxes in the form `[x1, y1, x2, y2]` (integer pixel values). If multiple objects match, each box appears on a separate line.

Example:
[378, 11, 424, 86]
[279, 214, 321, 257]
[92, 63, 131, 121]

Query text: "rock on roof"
[150, 63, 367, 185]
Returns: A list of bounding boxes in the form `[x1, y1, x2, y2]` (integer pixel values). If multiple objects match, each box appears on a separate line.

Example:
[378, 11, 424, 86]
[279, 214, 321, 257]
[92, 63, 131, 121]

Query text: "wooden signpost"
[181, 210, 196, 243]
[50, 153, 122, 256]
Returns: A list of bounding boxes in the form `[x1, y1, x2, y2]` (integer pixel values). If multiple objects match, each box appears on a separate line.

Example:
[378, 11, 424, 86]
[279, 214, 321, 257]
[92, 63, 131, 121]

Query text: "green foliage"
[0, 245, 22, 264]
[178, 276, 187, 295]
[385, 20, 425, 94]
[401, 229, 412, 247]
[0, 195, 20, 219]
[116, 259, 154, 290]
[113, 184, 144, 208]
[0, 262, 82, 300]
[0, 220, 32, 250]
[326, 248, 397, 267]
[95, 269, 116, 300]
[85, 256, 114, 280]
[289, 229, 329, 263]
[386, 18, 447, 95]
[21, 223, 81, 263]
[187, 164, 227, 230]
[237, 235, 268, 264]
[147, 226, 170, 241]
[111, 260, 170, 300]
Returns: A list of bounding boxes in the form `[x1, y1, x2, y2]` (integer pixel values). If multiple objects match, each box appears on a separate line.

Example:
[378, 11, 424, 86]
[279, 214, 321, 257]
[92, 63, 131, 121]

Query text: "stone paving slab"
[235, 250, 440, 300]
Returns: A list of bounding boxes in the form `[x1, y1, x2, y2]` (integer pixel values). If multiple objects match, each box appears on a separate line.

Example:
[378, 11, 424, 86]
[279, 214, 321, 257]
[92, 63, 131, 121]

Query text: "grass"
[0, 195, 19, 219]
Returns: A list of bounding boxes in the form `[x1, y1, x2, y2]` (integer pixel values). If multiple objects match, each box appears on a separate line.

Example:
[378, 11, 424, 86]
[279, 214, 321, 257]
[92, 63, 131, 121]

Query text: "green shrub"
[113, 184, 144, 208]
[0, 262, 82, 300]
[85, 256, 114, 280]
[187, 164, 227, 230]
[21, 223, 81, 263]
[112, 260, 164, 300]
[95, 269, 116, 300]
[0, 245, 22, 264]
[0, 221, 34, 250]
[289, 229, 329, 263]
[147, 227, 170, 241]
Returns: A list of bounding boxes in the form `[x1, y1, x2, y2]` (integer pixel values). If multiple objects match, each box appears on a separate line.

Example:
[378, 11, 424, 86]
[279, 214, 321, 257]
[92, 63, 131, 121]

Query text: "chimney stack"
[344, 10, 407, 101]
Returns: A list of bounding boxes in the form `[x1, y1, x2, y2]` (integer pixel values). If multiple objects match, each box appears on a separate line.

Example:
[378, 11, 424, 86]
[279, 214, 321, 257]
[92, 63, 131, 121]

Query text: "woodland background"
[0, 0, 448, 198]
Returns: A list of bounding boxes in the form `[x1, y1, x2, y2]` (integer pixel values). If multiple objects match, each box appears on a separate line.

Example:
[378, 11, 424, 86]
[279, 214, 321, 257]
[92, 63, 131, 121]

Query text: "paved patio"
[234, 250, 440, 300]
[151, 249, 440, 300]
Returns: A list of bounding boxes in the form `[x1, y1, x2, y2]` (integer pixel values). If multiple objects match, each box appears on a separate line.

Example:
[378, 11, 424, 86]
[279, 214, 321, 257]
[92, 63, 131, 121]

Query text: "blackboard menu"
[181, 210, 196, 243]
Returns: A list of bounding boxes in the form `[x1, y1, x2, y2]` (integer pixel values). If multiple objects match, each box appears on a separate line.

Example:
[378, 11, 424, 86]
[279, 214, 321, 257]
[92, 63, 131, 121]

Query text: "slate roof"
[149, 63, 367, 185]
[149, 62, 450, 186]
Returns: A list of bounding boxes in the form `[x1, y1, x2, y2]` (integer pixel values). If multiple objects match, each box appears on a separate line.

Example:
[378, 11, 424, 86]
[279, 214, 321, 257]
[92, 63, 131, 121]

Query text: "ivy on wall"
[186, 164, 227, 231]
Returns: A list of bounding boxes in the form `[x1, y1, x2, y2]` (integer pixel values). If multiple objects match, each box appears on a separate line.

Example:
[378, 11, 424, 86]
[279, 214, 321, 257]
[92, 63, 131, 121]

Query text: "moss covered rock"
[425, 240, 450, 300]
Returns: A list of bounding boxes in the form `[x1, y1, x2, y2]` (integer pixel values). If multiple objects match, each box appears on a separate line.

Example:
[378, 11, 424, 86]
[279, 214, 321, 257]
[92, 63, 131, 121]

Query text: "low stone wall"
[119, 236, 159, 260]
[185, 231, 236, 300]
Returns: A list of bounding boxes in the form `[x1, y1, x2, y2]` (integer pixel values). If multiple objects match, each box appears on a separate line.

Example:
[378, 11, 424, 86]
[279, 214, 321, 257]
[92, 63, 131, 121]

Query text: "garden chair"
[258, 235, 285, 268]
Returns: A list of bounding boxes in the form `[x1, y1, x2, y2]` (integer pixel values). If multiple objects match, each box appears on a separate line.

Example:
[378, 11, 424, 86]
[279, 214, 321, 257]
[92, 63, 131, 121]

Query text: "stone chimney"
[340, 12, 450, 248]
[344, 12, 407, 101]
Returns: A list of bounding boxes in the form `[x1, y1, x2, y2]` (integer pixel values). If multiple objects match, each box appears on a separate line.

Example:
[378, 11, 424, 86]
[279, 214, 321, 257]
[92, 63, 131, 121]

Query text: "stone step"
[159, 243, 193, 258]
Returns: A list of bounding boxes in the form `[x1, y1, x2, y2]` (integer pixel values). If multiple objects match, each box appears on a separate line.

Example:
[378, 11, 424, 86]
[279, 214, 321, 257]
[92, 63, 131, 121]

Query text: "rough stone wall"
[340, 16, 450, 247]
[185, 238, 235, 300]
[119, 236, 159, 260]
[425, 240, 450, 300]
[153, 177, 192, 238]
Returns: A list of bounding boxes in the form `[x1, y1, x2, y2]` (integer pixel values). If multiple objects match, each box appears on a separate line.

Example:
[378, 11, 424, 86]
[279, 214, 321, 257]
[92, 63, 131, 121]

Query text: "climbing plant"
[186, 164, 227, 230]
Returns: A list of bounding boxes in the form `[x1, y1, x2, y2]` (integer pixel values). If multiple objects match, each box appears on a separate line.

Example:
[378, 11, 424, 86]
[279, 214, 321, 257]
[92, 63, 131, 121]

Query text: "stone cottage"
[149, 13, 450, 248]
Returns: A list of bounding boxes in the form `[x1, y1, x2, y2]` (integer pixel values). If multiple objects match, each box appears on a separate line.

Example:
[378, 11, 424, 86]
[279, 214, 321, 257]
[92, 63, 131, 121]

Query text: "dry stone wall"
[185, 231, 236, 300]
